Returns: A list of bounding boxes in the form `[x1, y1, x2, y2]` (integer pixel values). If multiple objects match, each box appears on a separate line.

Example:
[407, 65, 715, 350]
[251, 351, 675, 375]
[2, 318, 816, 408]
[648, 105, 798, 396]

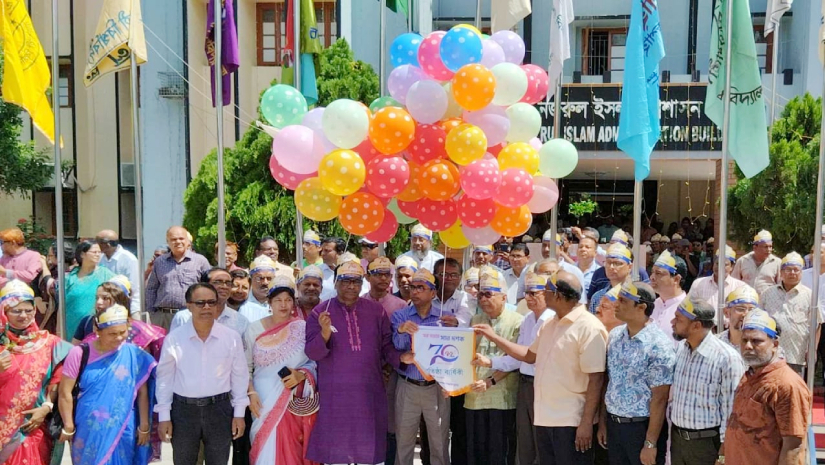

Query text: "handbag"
[287, 371, 319, 417]
[48, 343, 90, 439]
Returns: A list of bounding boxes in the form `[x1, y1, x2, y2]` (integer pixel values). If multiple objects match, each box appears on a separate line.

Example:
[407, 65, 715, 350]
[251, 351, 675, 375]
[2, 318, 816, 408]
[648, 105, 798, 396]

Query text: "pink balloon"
[407, 124, 447, 165]
[417, 198, 458, 232]
[301, 108, 336, 153]
[521, 64, 550, 104]
[463, 105, 511, 147]
[366, 210, 399, 242]
[494, 168, 534, 208]
[481, 39, 506, 69]
[269, 154, 315, 190]
[271, 125, 327, 174]
[526, 175, 559, 214]
[417, 31, 455, 81]
[397, 199, 420, 219]
[461, 224, 501, 245]
[460, 158, 501, 200]
[388, 65, 427, 104]
[457, 195, 496, 228]
[528, 137, 542, 151]
[366, 156, 410, 198]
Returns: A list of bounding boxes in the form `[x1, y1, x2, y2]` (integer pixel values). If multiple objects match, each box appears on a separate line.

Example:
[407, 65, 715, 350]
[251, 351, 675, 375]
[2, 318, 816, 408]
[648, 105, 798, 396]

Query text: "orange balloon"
[439, 117, 464, 133]
[369, 107, 416, 154]
[339, 192, 386, 236]
[419, 160, 460, 201]
[490, 205, 533, 237]
[451, 64, 496, 111]
[397, 160, 423, 202]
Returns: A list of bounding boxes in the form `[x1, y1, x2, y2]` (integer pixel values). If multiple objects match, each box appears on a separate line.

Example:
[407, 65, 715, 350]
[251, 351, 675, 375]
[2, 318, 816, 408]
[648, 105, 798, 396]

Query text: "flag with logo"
[617, 0, 665, 181]
[491, 0, 532, 32]
[547, 0, 573, 100]
[282, 0, 322, 105]
[384, 0, 409, 17]
[765, 0, 792, 36]
[412, 326, 476, 396]
[84, 0, 147, 87]
[0, 0, 57, 143]
[705, 0, 769, 178]
[205, 0, 240, 107]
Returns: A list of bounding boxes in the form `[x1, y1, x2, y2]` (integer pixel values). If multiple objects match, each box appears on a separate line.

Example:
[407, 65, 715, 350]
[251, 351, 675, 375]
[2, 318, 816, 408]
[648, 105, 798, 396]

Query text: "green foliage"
[15, 217, 52, 254]
[569, 194, 599, 218]
[0, 48, 53, 197]
[184, 39, 414, 265]
[728, 93, 822, 255]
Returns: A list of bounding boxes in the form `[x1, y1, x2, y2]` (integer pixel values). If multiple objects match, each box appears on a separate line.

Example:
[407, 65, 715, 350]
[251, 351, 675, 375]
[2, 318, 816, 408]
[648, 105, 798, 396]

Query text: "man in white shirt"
[649, 251, 687, 342]
[732, 230, 782, 295]
[503, 244, 530, 304]
[801, 242, 825, 315]
[433, 258, 473, 327]
[400, 224, 444, 273]
[239, 256, 276, 322]
[96, 230, 141, 315]
[169, 268, 249, 337]
[689, 245, 746, 312]
[576, 236, 602, 297]
[527, 232, 586, 303]
[156, 283, 249, 465]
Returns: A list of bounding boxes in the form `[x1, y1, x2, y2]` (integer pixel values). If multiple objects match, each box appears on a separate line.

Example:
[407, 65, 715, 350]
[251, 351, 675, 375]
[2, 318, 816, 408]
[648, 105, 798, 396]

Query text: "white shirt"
[491, 308, 555, 376]
[517, 261, 587, 304]
[688, 274, 747, 310]
[239, 295, 270, 323]
[577, 260, 602, 297]
[320, 264, 337, 301]
[400, 250, 444, 273]
[433, 289, 474, 328]
[154, 321, 250, 421]
[100, 245, 141, 315]
[169, 306, 250, 339]
[503, 268, 522, 305]
[801, 268, 825, 319]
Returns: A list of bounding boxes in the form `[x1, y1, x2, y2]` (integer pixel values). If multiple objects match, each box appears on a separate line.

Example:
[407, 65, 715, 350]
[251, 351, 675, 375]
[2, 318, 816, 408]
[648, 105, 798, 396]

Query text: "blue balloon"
[390, 33, 423, 68]
[439, 26, 484, 72]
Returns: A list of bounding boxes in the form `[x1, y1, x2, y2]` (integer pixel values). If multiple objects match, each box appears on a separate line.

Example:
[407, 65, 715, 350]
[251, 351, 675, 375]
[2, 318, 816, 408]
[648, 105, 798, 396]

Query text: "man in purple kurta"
[306, 260, 413, 465]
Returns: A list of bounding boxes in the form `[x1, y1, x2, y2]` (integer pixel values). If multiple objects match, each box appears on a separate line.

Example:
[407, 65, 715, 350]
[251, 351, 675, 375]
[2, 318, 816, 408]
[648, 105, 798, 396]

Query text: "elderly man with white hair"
[400, 224, 444, 273]
[732, 230, 782, 294]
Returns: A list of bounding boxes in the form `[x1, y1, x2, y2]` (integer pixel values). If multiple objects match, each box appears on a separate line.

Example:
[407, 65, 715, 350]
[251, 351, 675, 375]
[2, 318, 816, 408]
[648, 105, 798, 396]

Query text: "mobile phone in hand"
[278, 367, 292, 379]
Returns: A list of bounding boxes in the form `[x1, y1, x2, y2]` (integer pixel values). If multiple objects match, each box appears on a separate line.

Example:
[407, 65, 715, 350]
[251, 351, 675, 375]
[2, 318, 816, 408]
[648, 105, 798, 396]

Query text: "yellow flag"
[0, 0, 56, 143]
[84, 0, 147, 87]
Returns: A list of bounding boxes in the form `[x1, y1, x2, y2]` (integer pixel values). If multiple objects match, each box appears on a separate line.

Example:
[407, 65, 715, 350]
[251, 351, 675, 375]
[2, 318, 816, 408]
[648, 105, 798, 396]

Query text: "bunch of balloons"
[264, 25, 579, 247]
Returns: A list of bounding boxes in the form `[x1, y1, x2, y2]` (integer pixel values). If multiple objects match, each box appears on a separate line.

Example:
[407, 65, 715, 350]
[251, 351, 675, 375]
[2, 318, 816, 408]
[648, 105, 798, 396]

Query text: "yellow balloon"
[295, 177, 342, 222]
[318, 149, 366, 196]
[446, 124, 488, 166]
[439, 220, 471, 249]
[455, 23, 483, 38]
[498, 142, 540, 174]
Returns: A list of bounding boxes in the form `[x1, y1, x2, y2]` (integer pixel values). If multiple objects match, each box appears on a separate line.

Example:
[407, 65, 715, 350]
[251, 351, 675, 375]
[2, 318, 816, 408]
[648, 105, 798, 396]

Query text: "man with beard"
[722, 310, 811, 465]
[717, 285, 759, 350]
[648, 251, 687, 342]
[394, 256, 419, 302]
[227, 269, 250, 310]
[239, 256, 277, 322]
[169, 267, 250, 337]
[296, 265, 324, 319]
[669, 298, 744, 465]
[732, 230, 782, 295]
[400, 224, 444, 273]
[688, 246, 746, 311]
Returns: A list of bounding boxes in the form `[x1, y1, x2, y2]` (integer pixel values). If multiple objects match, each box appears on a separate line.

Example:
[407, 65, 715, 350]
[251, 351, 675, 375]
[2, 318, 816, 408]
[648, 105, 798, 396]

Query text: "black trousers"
[466, 409, 517, 465]
[605, 419, 667, 465]
[535, 425, 597, 465]
[171, 396, 233, 465]
[669, 426, 720, 465]
[231, 408, 253, 465]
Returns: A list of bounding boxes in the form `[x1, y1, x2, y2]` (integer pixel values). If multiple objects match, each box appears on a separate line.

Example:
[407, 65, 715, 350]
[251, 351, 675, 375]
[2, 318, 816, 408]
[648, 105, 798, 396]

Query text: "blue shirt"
[587, 267, 650, 302]
[390, 303, 442, 381]
[588, 285, 609, 314]
[605, 323, 676, 418]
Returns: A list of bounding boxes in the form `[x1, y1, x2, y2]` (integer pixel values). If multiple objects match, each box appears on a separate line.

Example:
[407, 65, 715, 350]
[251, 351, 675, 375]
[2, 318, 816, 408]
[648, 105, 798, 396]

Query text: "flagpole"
[380, 0, 387, 95]
[631, 181, 642, 280]
[408, 0, 413, 32]
[214, 0, 227, 268]
[769, 23, 780, 126]
[294, 0, 305, 269]
[549, 77, 562, 260]
[715, 0, 735, 331]
[51, 0, 66, 340]
[129, 53, 146, 315]
[475, 0, 482, 29]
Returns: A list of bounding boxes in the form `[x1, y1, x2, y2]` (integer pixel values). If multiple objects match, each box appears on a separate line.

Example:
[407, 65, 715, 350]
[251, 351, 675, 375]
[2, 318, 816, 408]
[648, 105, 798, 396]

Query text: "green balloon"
[369, 96, 403, 113]
[506, 103, 542, 143]
[538, 139, 579, 178]
[388, 199, 416, 224]
[261, 84, 308, 129]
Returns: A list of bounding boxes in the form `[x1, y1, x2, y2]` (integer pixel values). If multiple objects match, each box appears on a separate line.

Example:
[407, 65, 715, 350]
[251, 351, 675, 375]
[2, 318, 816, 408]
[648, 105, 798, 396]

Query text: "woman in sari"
[244, 275, 318, 465]
[57, 304, 157, 465]
[0, 280, 72, 465]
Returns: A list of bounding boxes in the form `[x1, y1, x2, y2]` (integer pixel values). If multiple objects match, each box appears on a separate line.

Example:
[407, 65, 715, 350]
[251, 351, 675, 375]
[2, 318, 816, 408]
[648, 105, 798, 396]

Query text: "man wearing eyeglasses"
[649, 251, 688, 343]
[589, 244, 635, 315]
[239, 256, 278, 323]
[718, 285, 759, 350]
[169, 267, 249, 337]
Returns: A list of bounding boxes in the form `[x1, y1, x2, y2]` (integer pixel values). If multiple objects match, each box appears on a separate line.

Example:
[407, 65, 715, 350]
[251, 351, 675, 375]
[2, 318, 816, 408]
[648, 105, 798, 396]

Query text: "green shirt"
[465, 306, 524, 411]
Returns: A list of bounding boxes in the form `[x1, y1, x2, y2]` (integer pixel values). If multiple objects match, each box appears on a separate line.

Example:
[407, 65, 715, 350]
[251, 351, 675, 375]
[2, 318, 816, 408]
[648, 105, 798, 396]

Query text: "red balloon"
[269, 154, 316, 190]
[365, 156, 410, 198]
[520, 64, 550, 104]
[457, 195, 496, 228]
[407, 124, 447, 165]
[487, 143, 505, 157]
[366, 210, 399, 242]
[353, 138, 382, 165]
[417, 198, 458, 232]
[494, 168, 535, 208]
[397, 199, 421, 219]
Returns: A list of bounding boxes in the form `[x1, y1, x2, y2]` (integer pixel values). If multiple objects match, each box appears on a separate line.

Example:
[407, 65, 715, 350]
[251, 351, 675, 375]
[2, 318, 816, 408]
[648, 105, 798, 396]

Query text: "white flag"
[547, 0, 574, 100]
[491, 0, 531, 33]
[765, 0, 792, 36]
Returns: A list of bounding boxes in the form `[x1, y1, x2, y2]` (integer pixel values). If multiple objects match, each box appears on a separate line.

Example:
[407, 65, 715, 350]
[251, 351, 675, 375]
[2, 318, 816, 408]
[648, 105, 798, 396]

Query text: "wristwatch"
[643, 440, 656, 449]
[717, 456, 725, 464]
[488, 377, 497, 386]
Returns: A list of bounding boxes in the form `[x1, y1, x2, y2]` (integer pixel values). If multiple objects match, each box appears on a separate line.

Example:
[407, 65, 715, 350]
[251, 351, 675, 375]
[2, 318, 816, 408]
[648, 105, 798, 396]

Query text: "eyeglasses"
[189, 300, 218, 308]
[437, 272, 461, 279]
[253, 275, 274, 283]
[338, 279, 362, 288]
[410, 285, 431, 292]
[210, 279, 233, 287]
[525, 291, 543, 298]
[6, 308, 36, 316]
[362, 243, 380, 249]
[477, 291, 495, 299]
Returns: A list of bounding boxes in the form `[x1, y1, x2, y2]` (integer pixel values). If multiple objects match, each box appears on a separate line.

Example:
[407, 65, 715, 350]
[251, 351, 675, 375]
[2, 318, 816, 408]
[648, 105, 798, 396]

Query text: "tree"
[728, 93, 822, 255]
[184, 39, 421, 264]
[0, 48, 52, 196]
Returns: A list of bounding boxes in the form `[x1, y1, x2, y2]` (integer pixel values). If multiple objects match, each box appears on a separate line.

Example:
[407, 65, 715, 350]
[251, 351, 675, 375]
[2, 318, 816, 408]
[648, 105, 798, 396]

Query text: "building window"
[257, 1, 338, 67]
[581, 28, 627, 76]
[753, 25, 773, 74]
[46, 58, 72, 107]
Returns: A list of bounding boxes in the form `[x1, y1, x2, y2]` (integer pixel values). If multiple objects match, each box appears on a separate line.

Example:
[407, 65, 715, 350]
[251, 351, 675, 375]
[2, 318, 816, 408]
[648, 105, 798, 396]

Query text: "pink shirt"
[363, 292, 407, 317]
[63, 344, 117, 378]
[650, 293, 686, 343]
[0, 249, 43, 287]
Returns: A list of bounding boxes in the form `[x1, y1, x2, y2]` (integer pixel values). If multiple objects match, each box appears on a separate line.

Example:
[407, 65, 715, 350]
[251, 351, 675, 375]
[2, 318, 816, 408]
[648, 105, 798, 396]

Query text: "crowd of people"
[0, 218, 821, 465]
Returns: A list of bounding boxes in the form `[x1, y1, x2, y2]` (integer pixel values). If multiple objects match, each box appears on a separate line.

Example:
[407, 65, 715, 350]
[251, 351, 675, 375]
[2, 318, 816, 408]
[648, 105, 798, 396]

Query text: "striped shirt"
[671, 331, 745, 441]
